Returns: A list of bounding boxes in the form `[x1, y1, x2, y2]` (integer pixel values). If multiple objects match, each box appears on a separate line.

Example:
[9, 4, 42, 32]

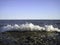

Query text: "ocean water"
[0, 20, 60, 32]
[0, 20, 60, 45]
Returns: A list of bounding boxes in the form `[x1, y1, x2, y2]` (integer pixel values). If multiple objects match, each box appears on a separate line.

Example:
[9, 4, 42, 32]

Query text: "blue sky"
[0, 0, 60, 19]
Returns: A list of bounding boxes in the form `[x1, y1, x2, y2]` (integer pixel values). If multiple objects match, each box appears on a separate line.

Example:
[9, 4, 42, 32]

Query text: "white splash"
[2, 23, 60, 32]
[45, 25, 60, 32]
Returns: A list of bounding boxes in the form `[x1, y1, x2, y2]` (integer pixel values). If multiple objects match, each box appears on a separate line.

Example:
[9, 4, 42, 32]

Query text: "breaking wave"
[1, 23, 60, 32]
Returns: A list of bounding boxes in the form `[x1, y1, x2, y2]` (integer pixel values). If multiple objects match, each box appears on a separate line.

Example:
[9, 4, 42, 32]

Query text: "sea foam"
[1, 23, 60, 32]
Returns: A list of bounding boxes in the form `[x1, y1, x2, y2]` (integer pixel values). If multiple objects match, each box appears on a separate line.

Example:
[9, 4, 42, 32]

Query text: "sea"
[0, 20, 60, 45]
[0, 20, 60, 32]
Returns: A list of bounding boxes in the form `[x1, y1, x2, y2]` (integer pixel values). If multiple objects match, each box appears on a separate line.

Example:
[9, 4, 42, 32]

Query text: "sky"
[0, 0, 60, 19]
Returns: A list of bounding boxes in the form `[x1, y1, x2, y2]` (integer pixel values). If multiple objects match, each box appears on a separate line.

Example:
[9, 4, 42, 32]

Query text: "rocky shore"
[0, 31, 60, 45]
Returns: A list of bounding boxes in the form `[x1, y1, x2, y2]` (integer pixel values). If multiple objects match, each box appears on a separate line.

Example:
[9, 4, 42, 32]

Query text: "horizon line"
[0, 19, 60, 20]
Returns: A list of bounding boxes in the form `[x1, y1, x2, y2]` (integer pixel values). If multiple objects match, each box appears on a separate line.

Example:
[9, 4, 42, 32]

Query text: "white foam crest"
[20, 23, 44, 31]
[2, 23, 60, 32]
[45, 25, 60, 32]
